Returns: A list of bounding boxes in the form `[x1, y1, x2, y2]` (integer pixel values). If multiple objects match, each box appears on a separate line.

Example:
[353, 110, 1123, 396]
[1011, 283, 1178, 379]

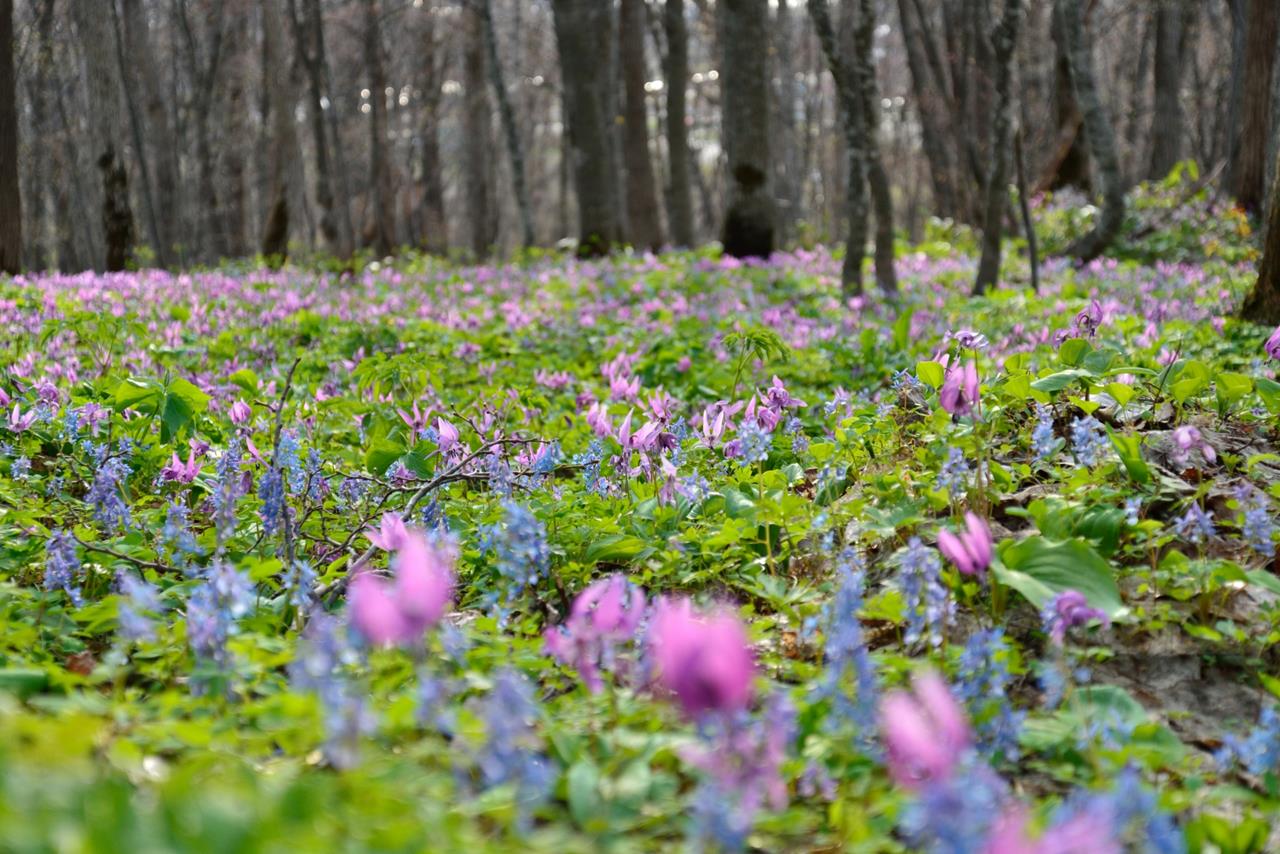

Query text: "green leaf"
[0, 667, 51, 699]
[1247, 569, 1280, 597]
[1257, 377, 1280, 415]
[566, 759, 603, 830]
[1030, 369, 1091, 393]
[916, 360, 945, 389]
[227, 369, 260, 394]
[1058, 337, 1090, 367]
[995, 536, 1127, 620]
[365, 439, 406, 476]
[113, 377, 163, 413]
[1106, 427, 1151, 484]
[585, 535, 649, 565]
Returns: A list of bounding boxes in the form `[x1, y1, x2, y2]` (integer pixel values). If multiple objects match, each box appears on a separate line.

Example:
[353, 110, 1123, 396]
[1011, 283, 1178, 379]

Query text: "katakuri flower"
[936, 512, 994, 579]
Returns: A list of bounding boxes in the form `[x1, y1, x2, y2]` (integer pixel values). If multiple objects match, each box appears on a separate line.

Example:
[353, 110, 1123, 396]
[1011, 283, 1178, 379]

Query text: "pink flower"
[648, 597, 756, 718]
[1044, 590, 1109, 645]
[349, 530, 453, 646]
[937, 512, 993, 579]
[436, 417, 459, 452]
[366, 512, 410, 551]
[1266, 325, 1280, 361]
[939, 361, 979, 418]
[1171, 424, 1216, 466]
[160, 449, 201, 483]
[984, 805, 1123, 854]
[229, 399, 252, 425]
[616, 408, 634, 449]
[879, 670, 970, 790]
[6, 403, 37, 433]
[545, 574, 647, 692]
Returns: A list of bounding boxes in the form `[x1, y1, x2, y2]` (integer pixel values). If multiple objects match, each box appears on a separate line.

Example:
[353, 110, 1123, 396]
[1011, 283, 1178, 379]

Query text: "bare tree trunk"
[121, 0, 180, 265]
[108, 0, 163, 267]
[478, 0, 535, 249]
[1232, 0, 1279, 215]
[286, 0, 342, 256]
[896, 0, 961, 219]
[809, 0, 868, 294]
[853, 0, 897, 296]
[417, 9, 447, 254]
[1225, 0, 1247, 182]
[663, 0, 696, 247]
[0, 0, 19, 274]
[223, 8, 249, 258]
[1056, 0, 1125, 263]
[551, 0, 622, 256]
[721, 0, 775, 258]
[1014, 127, 1040, 292]
[260, 0, 297, 261]
[463, 6, 496, 258]
[1148, 0, 1190, 179]
[619, 0, 664, 251]
[70, 0, 136, 271]
[974, 0, 1023, 295]
[174, 0, 228, 262]
[1044, 3, 1089, 192]
[363, 0, 395, 257]
[1241, 141, 1280, 324]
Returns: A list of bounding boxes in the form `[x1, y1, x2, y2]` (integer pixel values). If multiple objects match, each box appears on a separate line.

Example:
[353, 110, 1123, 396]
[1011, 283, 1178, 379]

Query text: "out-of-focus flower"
[648, 597, 756, 718]
[544, 574, 646, 692]
[1042, 590, 1109, 645]
[879, 670, 970, 791]
[937, 512, 993, 579]
[940, 361, 979, 418]
[366, 512, 410, 551]
[349, 530, 454, 646]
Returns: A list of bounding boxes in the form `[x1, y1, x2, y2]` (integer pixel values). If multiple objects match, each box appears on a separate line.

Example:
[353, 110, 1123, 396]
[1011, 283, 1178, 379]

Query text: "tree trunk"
[1056, 0, 1125, 263]
[478, 0, 535, 249]
[286, 0, 342, 255]
[260, 0, 298, 261]
[70, 0, 136, 271]
[1148, 0, 1189, 180]
[174, 0, 228, 262]
[1232, 0, 1280, 215]
[1241, 142, 1280, 324]
[417, 10, 448, 254]
[663, 0, 696, 247]
[853, 0, 897, 296]
[551, 0, 622, 256]
[896, 0, 962, 220]
[121, 0, 180, 266]
[720, 0, 775, 259]
[809, 0, 870, 295]
[619, 0, 664, 251]
[1046, 2, 1089, 192]
[364, 0, 396, 257]
[0, 0, 19, 274]
[463, 6, 496, 258]
[108, 0, 163, 267]
[974, 0, 1023, 295]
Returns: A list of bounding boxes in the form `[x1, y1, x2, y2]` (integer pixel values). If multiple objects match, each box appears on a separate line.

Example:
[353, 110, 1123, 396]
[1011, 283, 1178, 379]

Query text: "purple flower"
[366, 512, 410, 551]
[939, 361, 979, 418]
[1042, 590, 1110, 645]
[937, 512, 993, 579]
[879, 670, 971, 791]
[44, 530, 83, 605]
[348, 531, 454, 646]
[1171, 425, 1216, 468]
[648, 597, 756, 718]
[544, 574, 646, 692]
[1266, 325, 1280, 361]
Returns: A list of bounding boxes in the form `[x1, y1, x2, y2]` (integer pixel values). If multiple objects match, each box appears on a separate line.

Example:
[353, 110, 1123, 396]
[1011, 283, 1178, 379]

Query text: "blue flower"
[898, 537, 952, 648]
[44, 530, 83, 605]
[736, 420, 773, 465]
[955, 629, 1024, 761]
[1070, 416, 1109, 467]
[935, 446, 971, 495]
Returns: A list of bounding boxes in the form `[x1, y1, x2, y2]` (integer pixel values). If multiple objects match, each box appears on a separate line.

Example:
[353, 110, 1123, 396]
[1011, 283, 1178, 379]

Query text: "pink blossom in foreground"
[1266, 325, 1280, 361]
[647, 597, 755, 718]
[228, 399, 252, 425]
[544, 574, 646, 692]
[937, 512, 994, 579]
[879, 669, 971, 791]
[349, 530, 453, 646]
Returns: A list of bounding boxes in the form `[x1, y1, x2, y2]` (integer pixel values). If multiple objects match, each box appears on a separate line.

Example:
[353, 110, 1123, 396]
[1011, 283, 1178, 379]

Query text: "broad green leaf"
[995, 536, 1127, 620]
[916, 360, 945, 389]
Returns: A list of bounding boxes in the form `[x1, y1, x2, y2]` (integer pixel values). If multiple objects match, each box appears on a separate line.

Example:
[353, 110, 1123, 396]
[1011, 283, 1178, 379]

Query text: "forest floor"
[1, 185, 1278, 852]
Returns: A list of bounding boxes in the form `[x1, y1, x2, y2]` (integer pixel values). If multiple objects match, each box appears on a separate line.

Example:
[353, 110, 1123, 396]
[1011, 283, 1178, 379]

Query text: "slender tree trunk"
[0, 0, 19, 274]
[1241, 141, 1280, 324]
[551, 0, 622, 256]
[1232, 0, 1280, 215]
[1044, 3, 1089, 192]
[1148, 0, 1189, 179]
[853, 0, 897, 296]
[1014, 127, 1039, 292]
[1225, 0, 1247, 182]
[721, 0, 775, 258]
[809, 0, 867, 295]
[70, 0, 136, 271]
[478, 0, 535, 249]
[285, 0, 340, 255]
[363, 0, 395, 257]
[1056, 0, 1125, 263]
[619, 0, 664, 251]
[417, 10, 447, 254]
[174, 0, 228, 262]
[223, 9, 249, 258]
[121, 0, 179, 265]
[663, 0, 695, 247]
[109, 0, 163, 267]
[463, 7, 496, 257]
[260, 0, 297, 261]
[974, 0, 1023, 295]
